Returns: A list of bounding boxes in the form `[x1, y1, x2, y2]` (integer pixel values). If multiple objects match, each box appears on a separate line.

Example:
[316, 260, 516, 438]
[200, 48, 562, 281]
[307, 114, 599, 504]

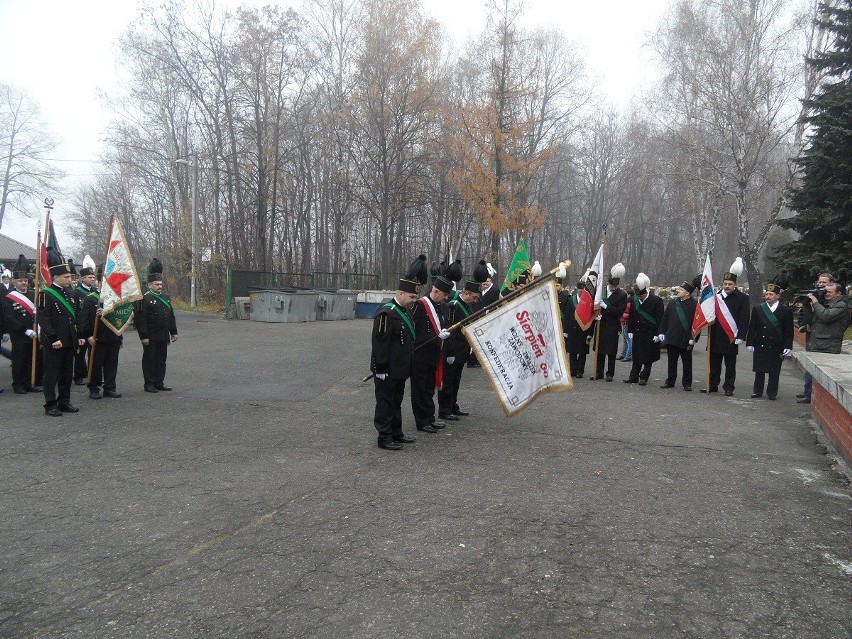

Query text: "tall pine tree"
[775, 1, 852, 288]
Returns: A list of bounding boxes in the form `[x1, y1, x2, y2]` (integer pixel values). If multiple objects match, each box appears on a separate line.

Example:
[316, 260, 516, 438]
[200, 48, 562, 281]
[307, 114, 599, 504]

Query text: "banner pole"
[705, 326, 712, 392]
[87, 215, 114, 383]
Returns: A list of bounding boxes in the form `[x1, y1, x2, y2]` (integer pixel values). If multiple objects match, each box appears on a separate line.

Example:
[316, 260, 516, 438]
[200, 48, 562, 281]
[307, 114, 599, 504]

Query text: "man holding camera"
[797, 280, 848, 404]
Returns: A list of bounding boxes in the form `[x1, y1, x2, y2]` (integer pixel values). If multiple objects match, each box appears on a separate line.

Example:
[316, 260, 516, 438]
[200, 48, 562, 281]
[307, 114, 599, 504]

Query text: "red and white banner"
[575, 243, 604, 331]
[463, 278, 572, 417]
[692, 254, 715, 338]
[100, 216, 143, 314]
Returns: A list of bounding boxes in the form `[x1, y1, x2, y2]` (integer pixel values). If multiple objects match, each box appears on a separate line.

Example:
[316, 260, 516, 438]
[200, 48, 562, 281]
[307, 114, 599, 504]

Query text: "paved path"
[1, 313, 849, 638]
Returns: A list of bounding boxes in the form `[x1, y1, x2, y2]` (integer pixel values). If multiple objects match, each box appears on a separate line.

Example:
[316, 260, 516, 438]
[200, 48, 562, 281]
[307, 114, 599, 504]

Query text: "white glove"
[375, 373, 387, 380]
[446, 357, 455, 365]
[627, 333, 633, 339]
[783, 348, 791, 356]
[2, 333, 9, 342]
[688, 339, 695, 346]
[563, 332, 568, 338]
[652, 336, 660, 343]
[734, 338, 744, 345]
[598, 301, 607, 309]
[594, 315, 602, 321]
[658, 334, 665, 342]
[747, 346, 755, 352]
[25, 329, 37, 339]
[438, 329, 451, 340]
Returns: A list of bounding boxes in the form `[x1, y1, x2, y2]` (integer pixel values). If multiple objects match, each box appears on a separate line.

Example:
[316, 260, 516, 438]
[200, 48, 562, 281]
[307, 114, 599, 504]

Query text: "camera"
[796, 288, 826, 303]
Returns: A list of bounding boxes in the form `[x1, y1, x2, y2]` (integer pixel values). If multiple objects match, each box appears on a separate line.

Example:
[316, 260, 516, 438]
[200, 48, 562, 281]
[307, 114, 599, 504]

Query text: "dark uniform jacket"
[135, 290, 178, 341]
[410, 295, 445, 361]
[38, 284, 80, 347]
[709, 289, 750, 354]
[627, 292, 665, 364]
[563, 290, 594, 354]
[80, 292, 123, 344]
[475, 283, 499, 312]
[659, 297, 697, 349]
[443, 297, 473, 360]
[370, 298, 415, 379]
[596, 287, 628, 352]
[746, 302, 793, 373]
[3, 288, 36, 340]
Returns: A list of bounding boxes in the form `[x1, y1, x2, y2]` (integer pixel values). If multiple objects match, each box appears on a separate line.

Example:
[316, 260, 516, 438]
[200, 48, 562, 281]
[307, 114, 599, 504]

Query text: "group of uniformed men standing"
[1, 252, 178, 416]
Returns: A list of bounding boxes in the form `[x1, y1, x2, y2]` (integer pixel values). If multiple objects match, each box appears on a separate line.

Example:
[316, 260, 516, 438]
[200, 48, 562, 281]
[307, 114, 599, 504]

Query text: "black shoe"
[623, 378, 638, 384]
[683, 386, 692, 391]
[155, 385, 172, 391]
[638, 379, 647, 386]
[589, 375, 602, 380]
[378, 440, 403, 450]
[103, 390, 122, 398]
[431, 421, 447, 429]
[394, 435, 417, 443]
[700, 388, 718, 394]
[605, 375, 613, 382]
[616, 355, 624, 360]
[795, 393, 806, 399]
[724, 390, 733, 397]
[417, 424, 438, 433]
[58, 404, 79, 413]
[13, 386, 27, 395]
[438, 413, 460, 421]
[144, 386, 159, 393]
[768, 395, 777, 400]
[453, 409, 470, 416]
[89, 390, 102, 400]
[622, 358, 632, 362]
[796, 398, 811, 404]
[45, 407, 63, 417]
[750, 393, 762, 399]
[27, 385, 43, 392]
[74, 378, 87, 386]
[660, 383, 675, 389]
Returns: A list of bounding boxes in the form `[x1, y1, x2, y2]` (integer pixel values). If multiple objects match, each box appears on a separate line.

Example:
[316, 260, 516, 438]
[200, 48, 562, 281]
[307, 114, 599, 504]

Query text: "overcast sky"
[0, 0, 671, 252]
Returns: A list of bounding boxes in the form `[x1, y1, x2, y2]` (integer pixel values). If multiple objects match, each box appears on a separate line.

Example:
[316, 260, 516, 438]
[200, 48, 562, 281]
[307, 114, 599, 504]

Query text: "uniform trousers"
[709, 352, 737, 392]
[142, 340, 169, 387]
[752, 371, 780, 399]
[438, 356, 466, 416]
[10, 336, 40, 389]
[73, 342, 90, 382]
[627, 360, 653, 382]
[89, 341, 121, 392]
[665, 345, 693, 388]
[595, 348, 618, 378]
[569, 352, 587, 376]
[410, 356, 438, 428]
[374, 377, 406, 444]
[42, 346, 74, 408]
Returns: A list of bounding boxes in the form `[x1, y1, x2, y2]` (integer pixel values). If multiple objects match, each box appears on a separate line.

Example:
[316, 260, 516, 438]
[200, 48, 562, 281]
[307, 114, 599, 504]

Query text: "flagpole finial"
[43, 197, 54, 210]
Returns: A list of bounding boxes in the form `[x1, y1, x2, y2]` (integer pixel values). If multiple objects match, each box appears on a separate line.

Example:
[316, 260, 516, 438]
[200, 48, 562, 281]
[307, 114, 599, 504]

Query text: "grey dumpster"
[249, 289, 318, 323]
[316, 290, 357, 320]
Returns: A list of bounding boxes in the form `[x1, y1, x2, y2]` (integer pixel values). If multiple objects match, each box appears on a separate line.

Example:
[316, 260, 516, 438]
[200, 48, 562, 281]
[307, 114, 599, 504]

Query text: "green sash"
[633, 295, 658, 326]
[43, 286, 76, 319]
[145, 290, 172, 311]
[674, 300, 689, 331]
[383, 302, 415, 340]
[449, 299, 471, 318]
[759, 302, 782, 338]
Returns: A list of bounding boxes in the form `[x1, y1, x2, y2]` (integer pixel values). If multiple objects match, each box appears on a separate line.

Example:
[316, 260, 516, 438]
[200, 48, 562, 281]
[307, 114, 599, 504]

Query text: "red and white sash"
[420, 296, 444, 390]
[7, 290, 35, 317]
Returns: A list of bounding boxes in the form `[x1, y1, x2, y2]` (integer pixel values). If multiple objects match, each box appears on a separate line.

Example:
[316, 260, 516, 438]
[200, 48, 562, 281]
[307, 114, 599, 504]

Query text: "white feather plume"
[635, 272, 651, 290]
[729, 257, 744, 276]
[2, 269, 10, 278]
[610, 262, 626, 279]
[555, 263, 567, 279]
[82, 254, 97, 272]
[486, 262, 496, 278]
[531, 260, 542, 277]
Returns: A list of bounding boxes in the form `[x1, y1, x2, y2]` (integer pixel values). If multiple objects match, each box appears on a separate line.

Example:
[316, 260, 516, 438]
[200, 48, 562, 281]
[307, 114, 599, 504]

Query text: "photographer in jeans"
[797, 282, 848, 404]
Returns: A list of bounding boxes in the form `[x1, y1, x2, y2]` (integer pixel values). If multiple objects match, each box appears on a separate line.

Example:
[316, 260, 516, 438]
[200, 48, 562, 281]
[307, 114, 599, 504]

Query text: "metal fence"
[225, 269, 379, 318]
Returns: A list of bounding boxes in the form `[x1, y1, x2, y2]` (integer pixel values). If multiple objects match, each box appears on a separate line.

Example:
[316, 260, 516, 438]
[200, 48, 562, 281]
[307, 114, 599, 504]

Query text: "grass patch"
[171, 299, 224, 314]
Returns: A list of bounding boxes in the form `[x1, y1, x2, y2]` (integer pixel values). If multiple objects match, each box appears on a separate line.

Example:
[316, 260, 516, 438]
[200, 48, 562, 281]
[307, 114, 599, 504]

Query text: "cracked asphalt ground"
[1, 312, 850, 638]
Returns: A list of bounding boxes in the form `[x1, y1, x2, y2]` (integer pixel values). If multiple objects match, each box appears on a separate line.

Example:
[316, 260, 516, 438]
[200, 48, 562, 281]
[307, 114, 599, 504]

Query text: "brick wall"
[812, 383, 852, 464]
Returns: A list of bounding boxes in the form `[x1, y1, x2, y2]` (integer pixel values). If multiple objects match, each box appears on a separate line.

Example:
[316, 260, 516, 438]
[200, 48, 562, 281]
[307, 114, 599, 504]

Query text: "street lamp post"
[175, 156, 198, 308]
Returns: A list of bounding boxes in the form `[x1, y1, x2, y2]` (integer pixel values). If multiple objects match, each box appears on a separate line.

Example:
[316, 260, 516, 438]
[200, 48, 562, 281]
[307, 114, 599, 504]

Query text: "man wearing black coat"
[659, 279, 698, 391]
[80, 271, 125, 400]
[135, 259, 178, 393]
[746, 283, 794, 400]
[563, 279, 594, 378]
[3, 256, 41, 394]
[410, 274, 452, 431]
[592, 273, 628, 381]
[705, 266, 751, 396]
[624, 273, 665, 386]
[72, 259, 99, 385]
[438, 280, 480, 419]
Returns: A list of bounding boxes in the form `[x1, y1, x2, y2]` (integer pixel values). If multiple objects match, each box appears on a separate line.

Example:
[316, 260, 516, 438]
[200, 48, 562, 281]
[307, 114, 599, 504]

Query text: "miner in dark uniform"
[592, 263, 628, 381]
[135, 258, 178, 393]
[81, 265, 124, 400]
[410, 256, 452, 431]
[624, 273, 665, 386]
[746, 282, 794, 400]
[564, 278, 594, 378]
[467, 260, 497, 368]
[3, 255, 42, 394]
[38, 249, 85, 416]
[438, 279, 480, 420]
[704, 258, 751, 396]
[659, 277, 699, 391]
[370, 260, 424, 450]
[72, 256, 99, 385]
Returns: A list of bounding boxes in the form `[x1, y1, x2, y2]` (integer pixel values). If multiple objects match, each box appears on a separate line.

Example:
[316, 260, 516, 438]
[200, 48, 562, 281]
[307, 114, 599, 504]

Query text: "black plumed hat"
[47, 248, 72, 276]
[399, 254, 427, 294]
[12, 254, 29, 279]
[473, 259, 489, 283]
[148, 257, 164, 283]
[67, 257, 77, 276]
[445, 259, 463, 283]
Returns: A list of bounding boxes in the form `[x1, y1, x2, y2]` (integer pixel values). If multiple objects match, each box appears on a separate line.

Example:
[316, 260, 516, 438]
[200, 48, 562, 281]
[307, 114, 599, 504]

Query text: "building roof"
[0, 232, 36, 268]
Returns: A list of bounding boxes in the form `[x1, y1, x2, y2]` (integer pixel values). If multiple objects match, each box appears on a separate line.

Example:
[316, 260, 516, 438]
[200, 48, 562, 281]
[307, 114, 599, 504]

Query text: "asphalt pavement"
[1, 312, 849, 638]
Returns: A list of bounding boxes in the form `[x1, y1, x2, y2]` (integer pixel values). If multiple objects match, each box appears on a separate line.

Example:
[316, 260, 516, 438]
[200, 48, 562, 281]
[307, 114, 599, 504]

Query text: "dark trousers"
[753, 372, 780, 399]
[410, 357, 438, 428]
[89, 341, 121, 392]
[665, 346, 693, 387]
[73, 342, 89, 381]
[709, 352, 737, 392]
[374, 377, 406, 444]
[595, 348, 617, 378]
[438, 355, 466, 416]
[142, 340, 169, 387]
[10, 336, 40, 389]
[628, 360, 653, 382]
[42, 346, 74, 408]
[569, 352, 587, 376]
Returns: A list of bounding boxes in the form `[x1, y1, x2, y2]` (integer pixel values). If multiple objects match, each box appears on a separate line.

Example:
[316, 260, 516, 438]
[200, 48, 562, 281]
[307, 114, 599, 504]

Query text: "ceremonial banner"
[500, 239, 532, 295]
[99, 216, 143, 334]
[464, 278, 572, 417]
[575, 243, 604, 331]
[692, 254, 716, 338]
[38, 217, 60, 287]
[101, 302, 135, 336]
